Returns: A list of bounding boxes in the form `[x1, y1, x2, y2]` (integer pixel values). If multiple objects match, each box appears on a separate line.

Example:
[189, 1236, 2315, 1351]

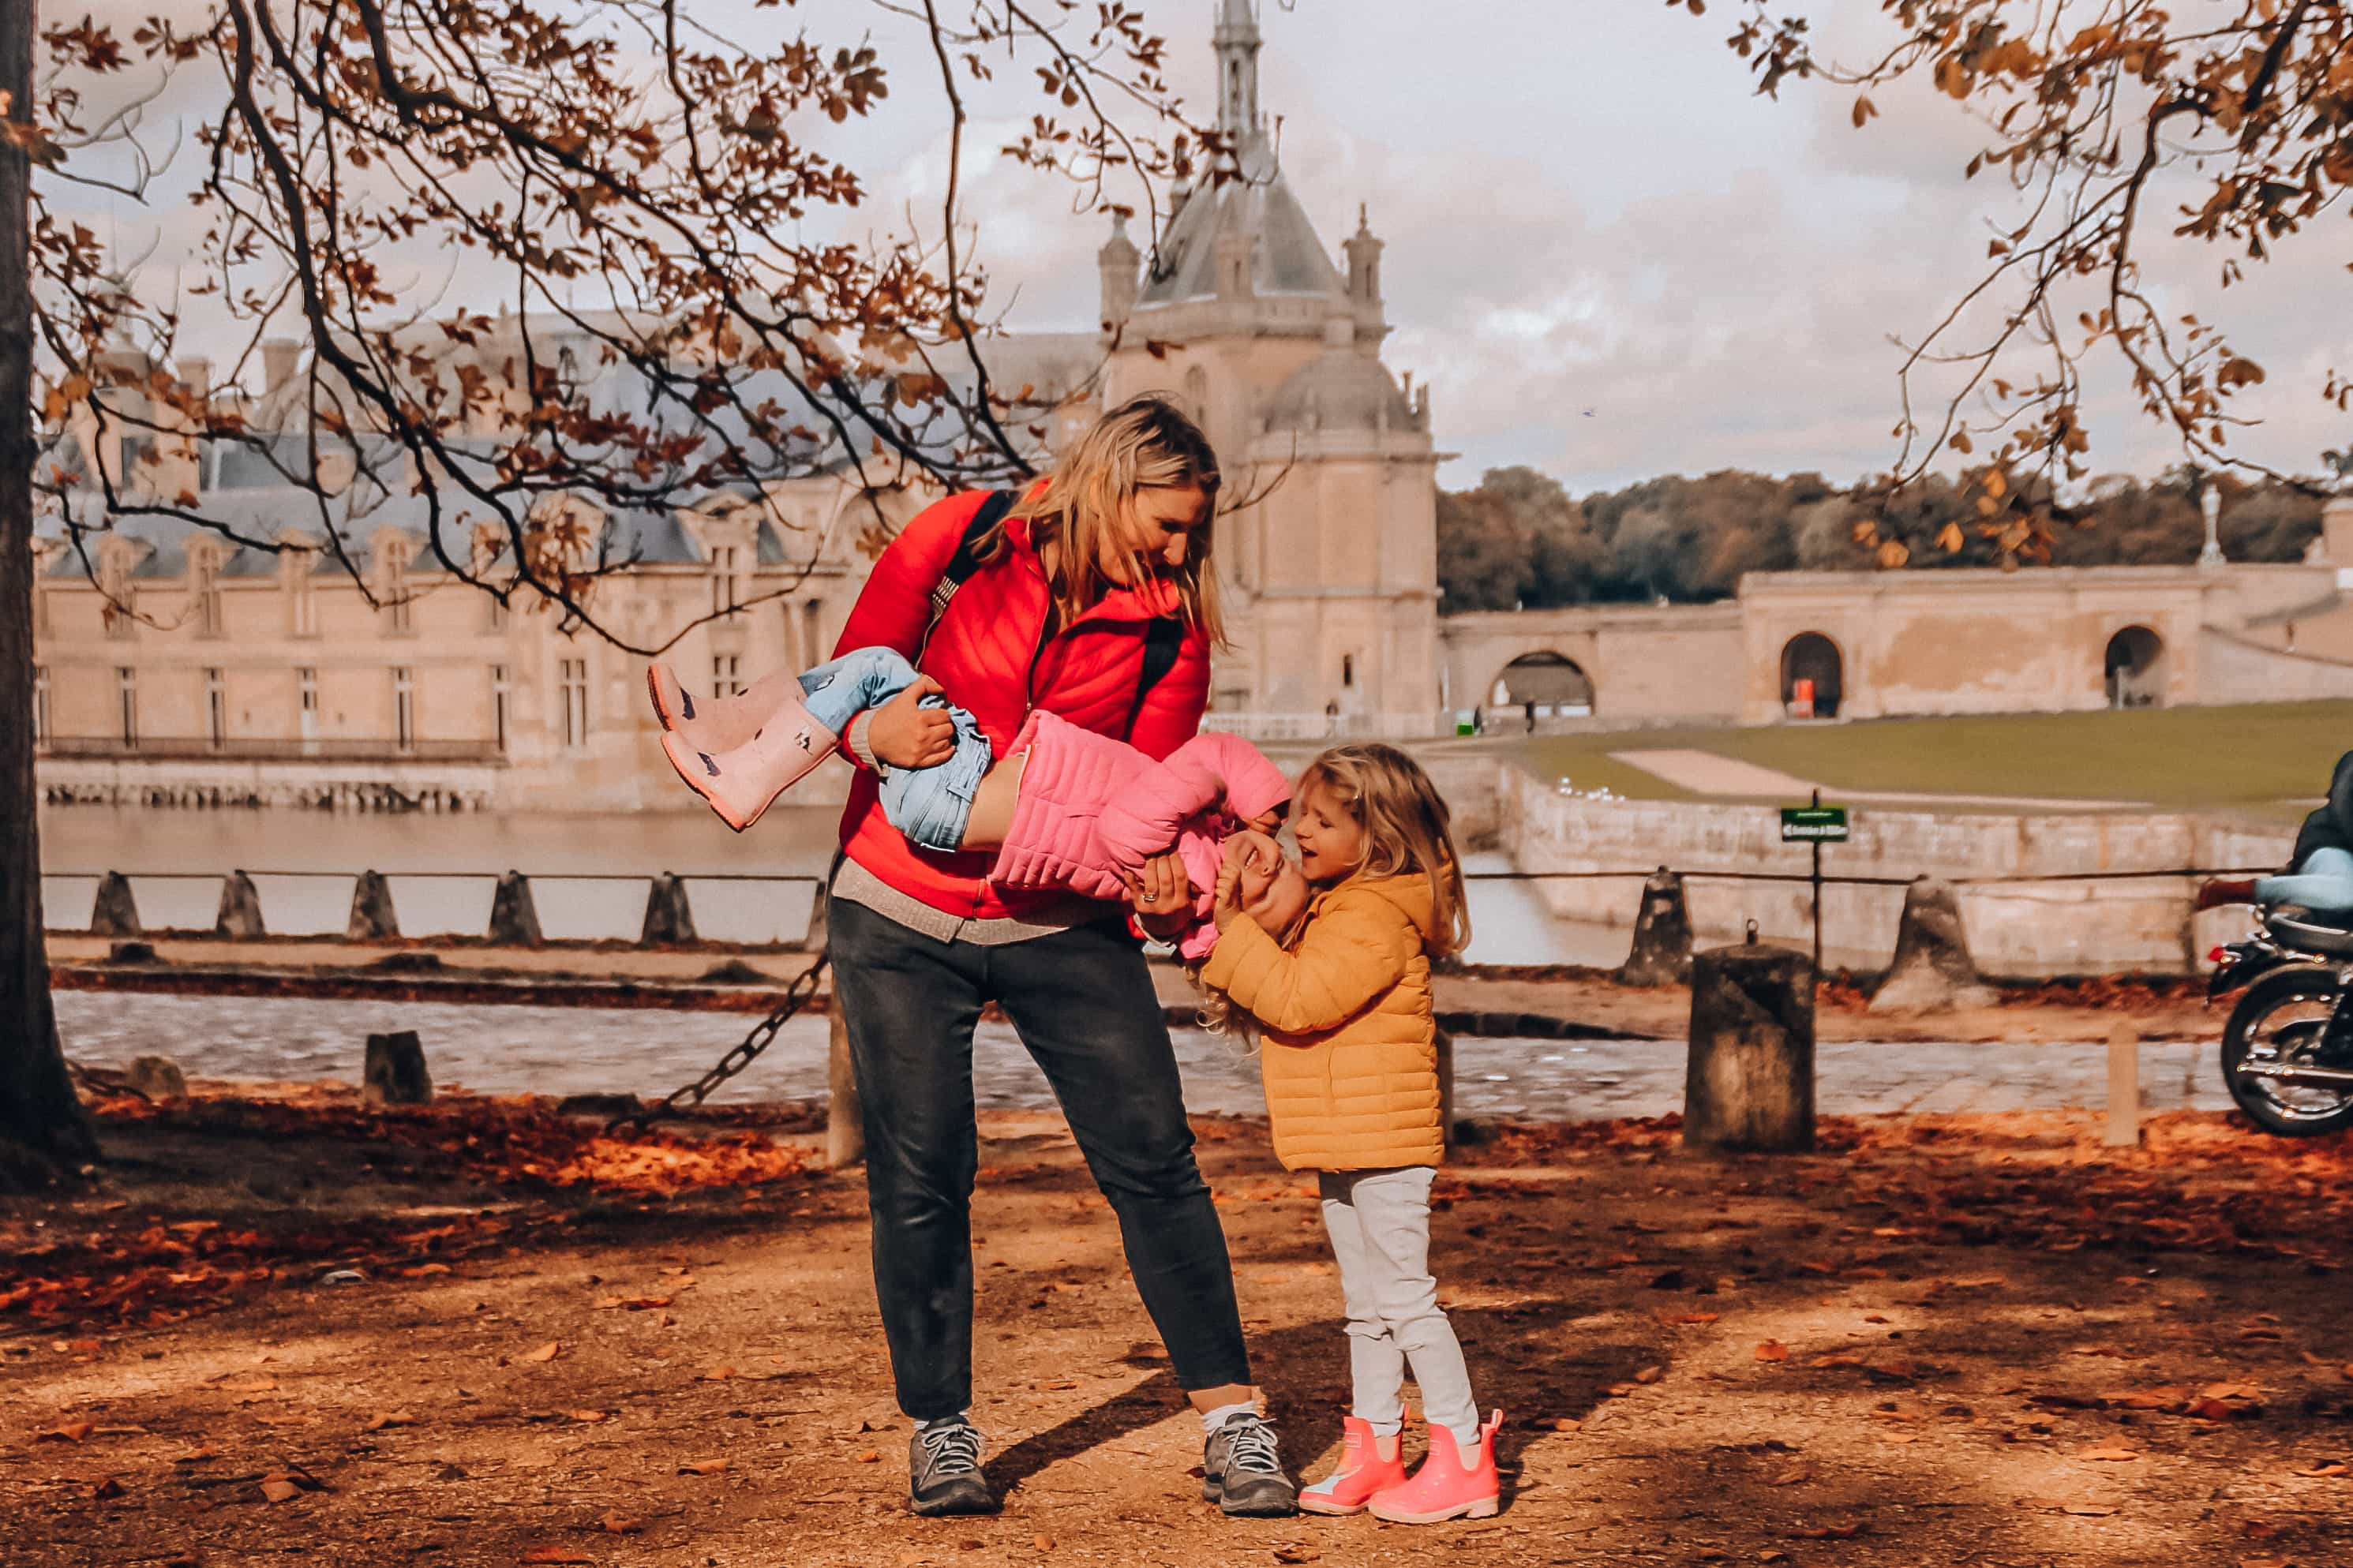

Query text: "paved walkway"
[55, 992, 2228, 1122]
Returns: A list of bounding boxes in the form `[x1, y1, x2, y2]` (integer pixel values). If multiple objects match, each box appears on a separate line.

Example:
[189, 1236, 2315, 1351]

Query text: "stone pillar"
[348, 871, 400, 941]
[214, 872, 267, 939]
[1868, 876, 1995, 1014]
[640, 873, 697, 945]
[1616, 868, 1694, 987]
[1683, 941, 1815, 1154]
[826, 1004, 864, 1169]
[489, 871, 544, 946]
[363, 1031, 433, 1105]
[798, 878, 830, 955]
[92, 873, 141, 937]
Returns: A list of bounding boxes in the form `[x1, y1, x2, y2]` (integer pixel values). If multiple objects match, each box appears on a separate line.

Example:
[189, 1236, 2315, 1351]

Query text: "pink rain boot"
[661, 689, 838, 833]
[1367, 1411, 1503, 1525]
[1298, 1416, 1408, 1517]
[646, 663, 808, 758]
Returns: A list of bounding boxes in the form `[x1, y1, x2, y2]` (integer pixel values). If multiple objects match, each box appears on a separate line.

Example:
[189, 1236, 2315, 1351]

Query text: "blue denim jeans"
[2257, 847, 2353, 913]
[830, 896, 1253, 1420]
[800, 647, 991, 851]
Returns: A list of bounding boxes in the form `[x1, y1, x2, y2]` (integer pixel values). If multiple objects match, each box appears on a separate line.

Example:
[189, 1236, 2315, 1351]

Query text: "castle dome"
[1261, 318, 1415, 434]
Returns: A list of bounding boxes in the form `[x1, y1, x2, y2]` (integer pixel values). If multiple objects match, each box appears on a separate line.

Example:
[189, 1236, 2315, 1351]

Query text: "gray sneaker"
[1202, 1411, 1298, 1517]
[909, 1418, 996, 1517]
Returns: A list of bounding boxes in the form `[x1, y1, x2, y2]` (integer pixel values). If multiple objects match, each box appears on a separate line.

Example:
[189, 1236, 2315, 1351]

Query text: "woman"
[825, 396, 1297, 1519]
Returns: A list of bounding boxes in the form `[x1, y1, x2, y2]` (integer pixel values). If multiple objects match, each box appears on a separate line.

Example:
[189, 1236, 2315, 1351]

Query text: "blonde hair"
[977, 394, 1225, 645]
[1297, 743, 1472, 958]
[1195, 743, 1471, 1042]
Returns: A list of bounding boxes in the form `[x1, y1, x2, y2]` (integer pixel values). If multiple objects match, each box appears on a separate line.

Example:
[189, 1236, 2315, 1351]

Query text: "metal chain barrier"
[605, 952, 830, 1136]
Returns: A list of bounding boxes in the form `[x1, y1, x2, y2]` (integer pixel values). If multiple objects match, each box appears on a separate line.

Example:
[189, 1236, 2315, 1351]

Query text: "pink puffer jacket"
[993, 711, 1292, 960]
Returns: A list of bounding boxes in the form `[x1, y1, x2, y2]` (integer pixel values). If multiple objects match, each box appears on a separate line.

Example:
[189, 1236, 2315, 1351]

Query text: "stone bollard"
[826, 1003, 864, 1169]
[348, 871, 401, 941]
[1683, 939, 1815, 1154]
[1616, 867, 1695, 987]
[215, 871, 268, 940]
[488, 871, 544, 946]
[798, 880, 830, 955]
[364, 1031, 434, 1106]
[1868, 876, 1996, 1015]
[129, 1055, 188, 1101]
[92, 873, 141, 937]
[640, 873, 698, 945]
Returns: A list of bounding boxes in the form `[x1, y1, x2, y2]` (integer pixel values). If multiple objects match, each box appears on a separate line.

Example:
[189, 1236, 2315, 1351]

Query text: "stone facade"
[1441, 501, 2353, 732]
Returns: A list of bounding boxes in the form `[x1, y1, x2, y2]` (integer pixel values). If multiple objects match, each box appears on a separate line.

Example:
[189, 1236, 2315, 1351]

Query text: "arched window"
[1779, 633, 1842, 719]
[2104, 626, 2165, 709]
[1341, 653, 1355, 689]
[1493, 652, 1594, 724]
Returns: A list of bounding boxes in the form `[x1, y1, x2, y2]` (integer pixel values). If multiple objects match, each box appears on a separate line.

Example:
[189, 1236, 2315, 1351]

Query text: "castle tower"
[1093, 2, 1439, 736]
[1097, 213, 1141, 333]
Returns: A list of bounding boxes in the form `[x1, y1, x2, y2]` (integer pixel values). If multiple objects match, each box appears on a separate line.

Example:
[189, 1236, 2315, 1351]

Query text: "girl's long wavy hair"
[1197, 743, 1471, 1045]
[974, 394, 1225, 644]
[1297, 743, 1472, 958]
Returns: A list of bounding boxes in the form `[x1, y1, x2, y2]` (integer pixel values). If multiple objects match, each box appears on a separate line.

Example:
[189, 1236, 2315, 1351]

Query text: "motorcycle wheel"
[2220, 966, 2353, 1137]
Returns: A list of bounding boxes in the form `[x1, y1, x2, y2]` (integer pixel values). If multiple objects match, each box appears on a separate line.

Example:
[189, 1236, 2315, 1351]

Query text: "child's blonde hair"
[1296, 743, 1472, 958]
[976, 394, 1225, 645]
[1195, 743, 1471, 1042]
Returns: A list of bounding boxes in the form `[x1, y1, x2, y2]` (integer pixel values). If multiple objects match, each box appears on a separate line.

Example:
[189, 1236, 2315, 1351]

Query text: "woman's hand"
[867, 676, 957, 769]
[1122, 848, 1195, 940]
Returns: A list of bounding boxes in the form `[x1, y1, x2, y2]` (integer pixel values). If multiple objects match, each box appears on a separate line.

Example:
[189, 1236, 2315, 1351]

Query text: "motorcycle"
[2209, 905, 2353, 1136]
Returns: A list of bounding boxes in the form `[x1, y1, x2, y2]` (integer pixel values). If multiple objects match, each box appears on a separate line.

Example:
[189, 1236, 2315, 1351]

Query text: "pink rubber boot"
[1298, 1416, 1408, 1517]
[1366, 1411, 1503, 1525]
[661, 689, 838, 833]
[646, 663, 808, 758]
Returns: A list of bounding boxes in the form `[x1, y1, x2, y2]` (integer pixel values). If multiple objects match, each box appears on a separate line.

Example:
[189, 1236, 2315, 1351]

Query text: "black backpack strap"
[921, 489, 1015, 653]
[1123, 616, 1187, 740]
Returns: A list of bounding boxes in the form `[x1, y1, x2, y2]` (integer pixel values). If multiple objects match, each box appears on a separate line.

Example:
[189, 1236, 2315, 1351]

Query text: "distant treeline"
[1436, 466, 2330, 613]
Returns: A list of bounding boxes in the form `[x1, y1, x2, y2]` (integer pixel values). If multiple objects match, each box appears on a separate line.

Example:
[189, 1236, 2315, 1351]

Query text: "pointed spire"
[1213, 0, 1263, 147]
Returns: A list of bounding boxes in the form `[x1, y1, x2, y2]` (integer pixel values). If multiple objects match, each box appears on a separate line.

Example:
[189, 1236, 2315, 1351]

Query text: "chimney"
[261, 339, 302, 397]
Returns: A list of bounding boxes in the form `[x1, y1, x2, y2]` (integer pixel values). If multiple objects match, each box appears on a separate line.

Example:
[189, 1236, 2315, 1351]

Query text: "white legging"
[1318, 1166, 1479, 1448]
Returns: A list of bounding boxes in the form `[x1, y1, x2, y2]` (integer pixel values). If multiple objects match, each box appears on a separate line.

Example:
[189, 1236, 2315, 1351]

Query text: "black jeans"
[830, 895, 1253, 1421]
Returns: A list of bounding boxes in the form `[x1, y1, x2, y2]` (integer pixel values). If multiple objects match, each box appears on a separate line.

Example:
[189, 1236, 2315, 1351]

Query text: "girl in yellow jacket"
[1203, 743, 1504, 1525]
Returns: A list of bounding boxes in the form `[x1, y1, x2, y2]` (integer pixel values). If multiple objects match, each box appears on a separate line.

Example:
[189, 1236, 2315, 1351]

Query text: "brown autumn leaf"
[601, 1513, 646, 1535]
[856, 1450, 882, 1463]
[2239, 1559, 2292, 1568]
[1767, 1463, 1814, 1487]
[2294, 1461, 2349, 1477]
[522, 1551, 596, 1566]
[1755, 1341, 1789, 1363]
[1634, 1366, 1665, 1385]
[362, 1411, 418, 1432]
[1809, 1353, 1867, 1369]
[699, 1367, 738, 1383]
[2082, 1446, 2140, 1462]
[1661, 1311, 1720, 1326]
[569, 1410, 609, 1424]
[1033, 1536, 1055, 1552]
[35, 1422, 96, 1443]
[677, 1458, 729, 1476]
[1546, 1416, 1583, 1433]
[2059, 1504, 2119, 1517]
[524, 1342, 562, 1364]
[259, 1476, 302, 1503]
[1272, 1549, 1322, 1565]
[1793, 1521, 1861, 1540]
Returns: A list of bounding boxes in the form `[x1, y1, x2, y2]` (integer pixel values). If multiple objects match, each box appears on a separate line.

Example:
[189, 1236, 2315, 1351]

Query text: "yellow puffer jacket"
[1200, 873, 1442, 1172]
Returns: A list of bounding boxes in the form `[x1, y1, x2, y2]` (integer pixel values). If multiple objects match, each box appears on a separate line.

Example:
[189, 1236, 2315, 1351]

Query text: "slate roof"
[1134, 143, 1346, 309]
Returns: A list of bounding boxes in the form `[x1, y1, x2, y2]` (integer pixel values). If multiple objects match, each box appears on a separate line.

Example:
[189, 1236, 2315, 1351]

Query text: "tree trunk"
[0, 0, 97, 1184]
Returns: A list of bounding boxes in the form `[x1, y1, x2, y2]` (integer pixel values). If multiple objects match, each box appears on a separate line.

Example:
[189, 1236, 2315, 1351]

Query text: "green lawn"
[1518, 700, 2353, 821]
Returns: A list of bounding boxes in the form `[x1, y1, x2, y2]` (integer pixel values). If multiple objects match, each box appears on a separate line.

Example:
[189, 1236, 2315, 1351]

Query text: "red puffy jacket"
[833, 488, 1212, 921]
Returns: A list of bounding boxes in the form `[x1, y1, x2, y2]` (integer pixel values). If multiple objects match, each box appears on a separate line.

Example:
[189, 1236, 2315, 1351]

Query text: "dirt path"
[9, 1093, 2353, 1566]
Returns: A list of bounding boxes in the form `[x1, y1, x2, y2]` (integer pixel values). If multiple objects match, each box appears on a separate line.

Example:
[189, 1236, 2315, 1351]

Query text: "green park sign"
[1780, 804, 1851, 843]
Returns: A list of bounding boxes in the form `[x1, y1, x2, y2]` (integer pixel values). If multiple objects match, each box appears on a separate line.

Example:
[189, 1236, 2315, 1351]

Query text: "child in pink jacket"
[648, 647, 1291, 960]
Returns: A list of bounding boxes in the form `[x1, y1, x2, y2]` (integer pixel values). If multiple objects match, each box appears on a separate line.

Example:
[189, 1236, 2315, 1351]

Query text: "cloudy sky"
[59, 0, 2353, 493]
